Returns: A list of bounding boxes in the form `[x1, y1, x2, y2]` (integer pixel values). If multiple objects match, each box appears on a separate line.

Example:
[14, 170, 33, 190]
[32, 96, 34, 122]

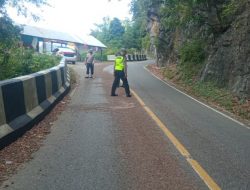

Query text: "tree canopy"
[0, 0, 48, 47]
[91, 16, 144, 54]
[0, 0, 48, 17]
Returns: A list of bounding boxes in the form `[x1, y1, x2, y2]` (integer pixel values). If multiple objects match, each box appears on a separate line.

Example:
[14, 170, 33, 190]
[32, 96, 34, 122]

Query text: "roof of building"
[21, 25, 106, 48]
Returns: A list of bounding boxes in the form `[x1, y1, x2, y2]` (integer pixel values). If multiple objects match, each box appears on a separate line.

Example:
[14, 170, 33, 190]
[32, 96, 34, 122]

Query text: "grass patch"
[191, 81, 234, 111]
[159, 64, 250, 121]
[179, 39, 206, 79]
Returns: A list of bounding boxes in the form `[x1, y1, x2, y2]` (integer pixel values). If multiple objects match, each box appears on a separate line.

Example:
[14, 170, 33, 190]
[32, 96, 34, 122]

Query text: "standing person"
[111, 48, 131, 97]
[85, 49, 95, 78]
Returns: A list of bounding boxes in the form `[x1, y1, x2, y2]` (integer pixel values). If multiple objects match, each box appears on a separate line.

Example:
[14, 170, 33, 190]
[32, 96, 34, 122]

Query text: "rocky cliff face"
[147, 8, 177, 67]
[201, 4, 250, 98]
[148, 2, 250, 98]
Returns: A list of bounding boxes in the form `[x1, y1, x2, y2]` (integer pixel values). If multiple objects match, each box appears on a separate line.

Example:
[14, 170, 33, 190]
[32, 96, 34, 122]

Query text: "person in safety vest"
[111, 48, 131, 97]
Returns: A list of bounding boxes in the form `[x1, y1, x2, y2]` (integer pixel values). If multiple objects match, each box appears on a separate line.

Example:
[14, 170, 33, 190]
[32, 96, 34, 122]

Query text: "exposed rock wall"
[201, 4, 250, 98]
[147, 8, 160, 64]
[147, 2, 250, 98]
[147, 8, 183, 67]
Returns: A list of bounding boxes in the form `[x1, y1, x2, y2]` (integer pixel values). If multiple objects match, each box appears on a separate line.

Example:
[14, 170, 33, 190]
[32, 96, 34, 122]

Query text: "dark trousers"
[86, 63, 94, 75]
[111, 70, 130, 96]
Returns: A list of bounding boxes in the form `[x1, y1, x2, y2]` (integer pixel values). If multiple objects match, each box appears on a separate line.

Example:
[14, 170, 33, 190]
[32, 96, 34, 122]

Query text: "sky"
[8, 0, 132, 35]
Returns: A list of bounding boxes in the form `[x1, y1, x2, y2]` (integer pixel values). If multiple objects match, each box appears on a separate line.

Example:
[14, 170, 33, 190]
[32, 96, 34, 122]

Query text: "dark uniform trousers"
[86, 63, 94, 75]
[111, 70, 130, 96]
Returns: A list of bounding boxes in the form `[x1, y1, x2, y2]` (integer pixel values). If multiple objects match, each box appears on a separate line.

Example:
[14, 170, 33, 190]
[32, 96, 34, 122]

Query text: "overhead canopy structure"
[21, 25, 106, 49]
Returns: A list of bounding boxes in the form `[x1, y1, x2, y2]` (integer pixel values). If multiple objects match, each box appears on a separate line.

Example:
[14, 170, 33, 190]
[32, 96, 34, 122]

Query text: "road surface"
[1, 60, 249, 190]
[126, 60, 250, 190]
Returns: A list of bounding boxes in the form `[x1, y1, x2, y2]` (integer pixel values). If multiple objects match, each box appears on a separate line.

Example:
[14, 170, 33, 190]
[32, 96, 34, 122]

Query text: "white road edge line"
[143, 65, 249, 129]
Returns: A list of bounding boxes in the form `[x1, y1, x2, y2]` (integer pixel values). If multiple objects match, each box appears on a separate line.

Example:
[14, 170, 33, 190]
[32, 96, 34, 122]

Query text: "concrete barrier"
[107, 54, 147, 62]
[127, 55, 131, 61]
[0, 62, 70, 148]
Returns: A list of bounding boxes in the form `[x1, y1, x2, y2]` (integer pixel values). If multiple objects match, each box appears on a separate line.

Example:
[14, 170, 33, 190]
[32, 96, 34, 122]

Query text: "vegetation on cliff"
[128, 0, 250, 119]
[129, 0, 249, 100]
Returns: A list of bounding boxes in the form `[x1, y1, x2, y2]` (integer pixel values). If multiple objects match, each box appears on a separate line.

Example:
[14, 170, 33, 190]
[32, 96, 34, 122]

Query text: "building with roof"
[20, 25, 106, 56]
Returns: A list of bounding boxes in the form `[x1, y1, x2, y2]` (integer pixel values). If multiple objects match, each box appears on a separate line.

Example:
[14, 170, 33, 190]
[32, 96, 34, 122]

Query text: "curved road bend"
[1, 60, 249, 190]
[1, 61, 203, 190]
[126, 60, 250, 190]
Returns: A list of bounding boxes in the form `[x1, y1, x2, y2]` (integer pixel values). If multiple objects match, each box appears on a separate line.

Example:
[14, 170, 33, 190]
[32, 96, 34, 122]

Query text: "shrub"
[0, 46, 60, 80]
[94, 51, 107, 61]
[179, 39, 206, 79]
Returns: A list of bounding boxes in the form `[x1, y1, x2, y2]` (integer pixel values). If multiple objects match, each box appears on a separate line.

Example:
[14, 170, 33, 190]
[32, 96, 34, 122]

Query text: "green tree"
[0, 0, 48, 50]
[91, 17, 124, 54]
[0, 0, 48, 19]
[108, 17, 125, 49]
[109, 17, 125, 39]
[91, 17, 111, 45]
[0, 0, 48, 44]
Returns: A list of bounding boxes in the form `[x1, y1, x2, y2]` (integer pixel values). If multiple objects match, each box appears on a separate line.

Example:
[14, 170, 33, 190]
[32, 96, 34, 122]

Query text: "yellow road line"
[131, 89, 221, 190]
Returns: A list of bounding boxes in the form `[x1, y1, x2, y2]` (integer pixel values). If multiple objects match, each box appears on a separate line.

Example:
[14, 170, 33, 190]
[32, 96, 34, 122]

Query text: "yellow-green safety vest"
[115, 56, 125, 71]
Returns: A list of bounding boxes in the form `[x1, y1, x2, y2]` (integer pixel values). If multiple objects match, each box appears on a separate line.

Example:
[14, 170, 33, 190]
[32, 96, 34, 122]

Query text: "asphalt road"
[1, 61, 203, 190]
[125, 60, 250, 190]
[1, 60, 249, 190]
